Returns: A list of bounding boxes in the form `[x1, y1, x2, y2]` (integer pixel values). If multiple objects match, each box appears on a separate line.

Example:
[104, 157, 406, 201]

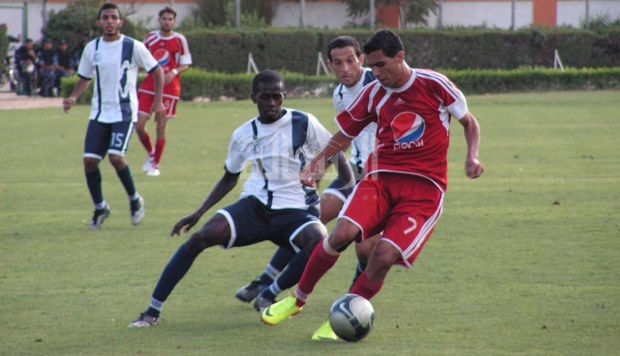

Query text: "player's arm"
[171, 171, 240, 236]
[458, 111, 484, 179]
[164, 64, 189, 86]
[63, 78, 91, 113]
[301, 131, 353, 187]
[151, 66, 166, 116]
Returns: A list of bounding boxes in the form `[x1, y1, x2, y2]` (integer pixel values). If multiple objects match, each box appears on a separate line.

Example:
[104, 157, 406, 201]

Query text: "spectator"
[14, 38, 37, 96]
[37, 38, 56, 97]
[54, 39, 74, 96]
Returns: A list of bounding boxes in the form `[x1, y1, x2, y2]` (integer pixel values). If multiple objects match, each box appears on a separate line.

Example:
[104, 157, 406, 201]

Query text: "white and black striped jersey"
[332, 68, 377, 171]
[225, 109, 332, 210]
[77, 35, 159, 123]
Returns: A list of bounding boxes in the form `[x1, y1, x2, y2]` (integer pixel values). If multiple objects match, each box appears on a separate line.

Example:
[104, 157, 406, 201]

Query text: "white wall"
[0, 2, 197, 43]
[425, 1, 533, 29]
[557, 0, 620, 27]
[271, 2, 367, 28]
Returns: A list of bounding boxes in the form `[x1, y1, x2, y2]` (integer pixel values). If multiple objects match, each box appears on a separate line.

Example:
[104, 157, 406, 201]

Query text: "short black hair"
[98, 3, 122, 20]
[252, 70, 284, 94]
[326, 36, 361, 61]
[362, 29, 404, 58]
[159, 6, 177, 18]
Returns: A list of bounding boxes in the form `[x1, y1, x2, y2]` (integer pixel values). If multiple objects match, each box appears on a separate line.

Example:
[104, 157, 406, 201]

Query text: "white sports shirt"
[332, 68, 377, 171]
[225, 109, 332, 210]
[77, 35, 159, 123]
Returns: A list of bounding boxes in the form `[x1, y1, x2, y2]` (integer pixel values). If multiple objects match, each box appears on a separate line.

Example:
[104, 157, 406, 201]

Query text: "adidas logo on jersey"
[394, 98, 405, 106]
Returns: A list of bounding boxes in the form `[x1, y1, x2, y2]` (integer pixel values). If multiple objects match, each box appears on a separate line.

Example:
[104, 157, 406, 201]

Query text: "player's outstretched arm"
[150, 66, 166, 117]
[170, 171, 240, 236]
[63, 78, 91, 113]
[301, 131, 353, 187]
[458, 111, 484, 179]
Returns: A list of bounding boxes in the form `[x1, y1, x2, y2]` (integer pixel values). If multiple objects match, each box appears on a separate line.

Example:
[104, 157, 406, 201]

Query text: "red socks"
[349, 271, 384, 301]
[139, 132, 153, 155]
[154, 139, 166, 165]
[295, 242, 339, 307]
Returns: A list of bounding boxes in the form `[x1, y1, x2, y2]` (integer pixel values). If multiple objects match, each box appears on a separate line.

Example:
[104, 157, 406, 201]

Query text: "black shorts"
[84, 120, 134, 160]
[217, 196, 322, 252]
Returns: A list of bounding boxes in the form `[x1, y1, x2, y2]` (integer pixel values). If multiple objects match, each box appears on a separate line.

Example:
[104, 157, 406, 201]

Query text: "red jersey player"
[262, 29, 484, 332]
[136, 6, 192, 176]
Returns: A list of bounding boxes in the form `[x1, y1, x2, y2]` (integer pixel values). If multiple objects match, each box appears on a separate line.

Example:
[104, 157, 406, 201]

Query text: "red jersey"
[139, 31, 192, 98]
[335, 68, 468, 192]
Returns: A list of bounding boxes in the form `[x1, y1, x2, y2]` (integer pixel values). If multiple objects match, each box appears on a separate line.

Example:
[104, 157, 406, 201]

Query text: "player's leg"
[128, 213, 232, 327]
[349, 239, 399, 300]
[83, 121, 112, 229]
[235, 246, 296, 303]
[349, 234, 380, 291]
[148, 97, 176, 176]
[261, 175, 390, 325]
[136, 92, 155, 173]
[254, 220, 327, 312]
[350, 174, 444, 300]
[107, 121, 144, 225]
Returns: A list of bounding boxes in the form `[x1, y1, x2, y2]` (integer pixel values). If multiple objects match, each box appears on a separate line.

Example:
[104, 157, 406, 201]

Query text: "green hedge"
[0, 25, 8, 76]
[59, 69, 338, 104]
[183, 28, 620, 74]
[60, 67, 620, 104]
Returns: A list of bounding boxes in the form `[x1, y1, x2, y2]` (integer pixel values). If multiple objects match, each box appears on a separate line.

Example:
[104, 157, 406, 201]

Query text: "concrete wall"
[270, 2, 367, 28]
[557, 0, 620, 27]
[426, 1, 533, 29]
[2, 0, 620, 44]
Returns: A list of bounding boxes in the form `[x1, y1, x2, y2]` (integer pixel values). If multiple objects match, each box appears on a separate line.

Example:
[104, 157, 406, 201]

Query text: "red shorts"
[138, 91, 178, 118]
[340, 173, 444, 268]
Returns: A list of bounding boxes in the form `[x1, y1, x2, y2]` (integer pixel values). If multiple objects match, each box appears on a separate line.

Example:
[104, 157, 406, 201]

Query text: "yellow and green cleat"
[311, 319, 339, 341]
[261, 295, 302, 325]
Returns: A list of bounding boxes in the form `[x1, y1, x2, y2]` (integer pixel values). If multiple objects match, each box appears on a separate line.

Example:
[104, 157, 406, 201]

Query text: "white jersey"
[332, 68, 377, 171]
[77, 35, 159, 123]
[225, 109, 332, 210]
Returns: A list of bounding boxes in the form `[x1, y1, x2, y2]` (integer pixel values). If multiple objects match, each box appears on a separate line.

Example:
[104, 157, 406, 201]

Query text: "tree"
[341, 0, 438, 28]
[195, 0, 277, 28]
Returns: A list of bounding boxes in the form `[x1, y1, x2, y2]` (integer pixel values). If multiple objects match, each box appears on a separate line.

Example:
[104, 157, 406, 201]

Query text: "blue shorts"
[322, 161, 365, 203]
[84, 120, 134, 160]
[216, 196, 322, 252]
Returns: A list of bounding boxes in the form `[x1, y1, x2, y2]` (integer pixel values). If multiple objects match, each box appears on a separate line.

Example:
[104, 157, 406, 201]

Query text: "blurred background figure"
[14, 38, 38, 96]
[54, 39, 75, 96]
[37, 38, 56, 97]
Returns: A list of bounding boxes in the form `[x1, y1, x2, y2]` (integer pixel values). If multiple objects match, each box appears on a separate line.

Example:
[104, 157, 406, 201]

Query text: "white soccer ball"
[329, 294, 375, 342]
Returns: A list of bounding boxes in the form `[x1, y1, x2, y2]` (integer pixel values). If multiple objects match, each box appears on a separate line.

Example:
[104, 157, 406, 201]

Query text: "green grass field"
[1, 91, 619, 355]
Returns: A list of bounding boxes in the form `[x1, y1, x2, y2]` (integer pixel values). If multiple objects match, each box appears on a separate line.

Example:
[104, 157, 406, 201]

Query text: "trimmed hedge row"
[60, 67, 620, 104]
[184, 28, 620, 74]
[0, 25, 8, 76]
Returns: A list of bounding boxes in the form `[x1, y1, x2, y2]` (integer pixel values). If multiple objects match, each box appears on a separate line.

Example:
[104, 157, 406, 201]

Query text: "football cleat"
[235, 279, 269, 303]
[253, 292, 276, 313]
[146, 165, 160, 177]
[89, 203, 111, 230]
[130, 195, 145, 225]
[312, 319, 339, 341]
[261, 295, 301, 325]
[127, 313, 159, 328]
[142, 155, 154, 173]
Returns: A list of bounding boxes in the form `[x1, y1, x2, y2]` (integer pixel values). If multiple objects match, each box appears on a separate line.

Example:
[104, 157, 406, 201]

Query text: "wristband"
[171, 68, 179, 76]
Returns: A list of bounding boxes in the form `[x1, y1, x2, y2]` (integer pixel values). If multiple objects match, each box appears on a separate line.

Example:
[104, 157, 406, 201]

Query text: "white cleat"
[146, 165, 160, 177]
[142, 155, 154, 173]
[130, 196, 145, 225]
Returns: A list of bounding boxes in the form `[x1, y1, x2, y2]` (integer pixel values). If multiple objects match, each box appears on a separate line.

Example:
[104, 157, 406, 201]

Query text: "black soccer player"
[128, 71, 353, 327]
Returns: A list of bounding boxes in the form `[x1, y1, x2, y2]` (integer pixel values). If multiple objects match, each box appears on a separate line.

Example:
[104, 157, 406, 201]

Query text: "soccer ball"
[329, 294, 375, 342]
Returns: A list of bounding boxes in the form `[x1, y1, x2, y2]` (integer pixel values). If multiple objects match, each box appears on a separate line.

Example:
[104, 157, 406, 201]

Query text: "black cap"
[60, 39, 68, 44]
[42, 38, 51, 44]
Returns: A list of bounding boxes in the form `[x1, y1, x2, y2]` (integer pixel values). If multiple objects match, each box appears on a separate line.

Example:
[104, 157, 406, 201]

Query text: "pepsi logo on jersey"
[391, 112, 425, 150]
[153, 48, 170, 68]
